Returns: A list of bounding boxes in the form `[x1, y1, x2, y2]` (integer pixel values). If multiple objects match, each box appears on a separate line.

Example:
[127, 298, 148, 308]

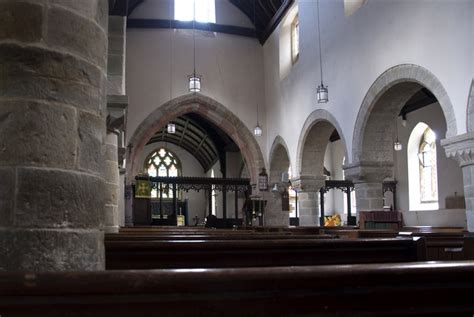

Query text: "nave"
[0, 0, 474, 316]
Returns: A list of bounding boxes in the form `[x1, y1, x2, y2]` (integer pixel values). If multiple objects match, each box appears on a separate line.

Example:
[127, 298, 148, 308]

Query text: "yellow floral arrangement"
[324, 214, 342, 226]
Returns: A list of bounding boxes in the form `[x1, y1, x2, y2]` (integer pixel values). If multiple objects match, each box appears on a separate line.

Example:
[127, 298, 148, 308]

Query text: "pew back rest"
[1, 261, 474, 316]
[105, 237, 426, 269]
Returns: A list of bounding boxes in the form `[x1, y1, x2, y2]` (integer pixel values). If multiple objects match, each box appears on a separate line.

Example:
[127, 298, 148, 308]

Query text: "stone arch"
[296, 109, 349, 178]
[352, 64, 457, 164]
[269, 136, 291, 184]
[126, 93, 265, 184]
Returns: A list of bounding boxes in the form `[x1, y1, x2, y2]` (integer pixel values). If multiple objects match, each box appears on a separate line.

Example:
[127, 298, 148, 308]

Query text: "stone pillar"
[106, 96, 127, 232]
[264, 183, 289, 226]
[0, 0, 108, 271]
[291, 176, 325, 226]
[107, 16, 127, 228]
[118, 167, 126, 227]
[104, 130, 120, 233]
[442, 133, 474, 231]
[344, 162, 392, 215]
[107, 16, 126, 96]
[124, 184, 134, 226]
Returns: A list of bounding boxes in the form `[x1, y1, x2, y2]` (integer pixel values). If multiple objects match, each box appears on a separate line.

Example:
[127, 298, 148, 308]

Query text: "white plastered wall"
[264, 0, 472, 176]
[323, 140, 346, 216]
[126, 0, 267, 167]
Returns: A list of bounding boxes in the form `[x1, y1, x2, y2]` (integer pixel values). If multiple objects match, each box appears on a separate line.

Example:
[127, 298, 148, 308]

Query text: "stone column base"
[298, 192, 319, 226]
[264, 191, 289, 226]
[354, 182, 384, 212]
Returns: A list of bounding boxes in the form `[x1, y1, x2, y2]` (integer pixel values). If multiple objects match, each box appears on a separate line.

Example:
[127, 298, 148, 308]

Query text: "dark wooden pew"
[105, 233, 337, 241]
[105, 237, 425, 269]
[323, 227, 471, 261]
[1, 261, 474, 316]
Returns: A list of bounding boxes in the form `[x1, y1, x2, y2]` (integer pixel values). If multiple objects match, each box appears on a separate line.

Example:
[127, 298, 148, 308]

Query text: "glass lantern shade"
[254, 124, 263, 137]
[188, 75, 201, 92]
[167, 123, 176, 134]
[317, 83, 328, 103]
[394, 140, 402, 151]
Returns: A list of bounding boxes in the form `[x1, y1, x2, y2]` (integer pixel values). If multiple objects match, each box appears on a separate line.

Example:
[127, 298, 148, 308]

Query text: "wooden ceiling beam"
[179, 119, 189, 145]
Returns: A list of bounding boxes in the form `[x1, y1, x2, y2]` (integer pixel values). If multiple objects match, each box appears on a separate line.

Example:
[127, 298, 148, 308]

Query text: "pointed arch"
[269, 135, 291, 184]
[126, 93, 265, 184]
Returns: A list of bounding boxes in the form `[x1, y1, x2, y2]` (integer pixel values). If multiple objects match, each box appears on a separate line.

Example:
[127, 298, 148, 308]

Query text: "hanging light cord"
[169, 0, 173, 102]
[193, 0, 196, 76]
[395, 117, 399, 141]
[317, 0, 324, 85]
[254, 0, 259, 125]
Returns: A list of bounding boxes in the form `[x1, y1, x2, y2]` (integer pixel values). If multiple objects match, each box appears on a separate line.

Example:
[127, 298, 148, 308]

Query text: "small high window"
[175, 0, 216, 23]
[291, 15, 300, 63]
[145, 148, 181, 199]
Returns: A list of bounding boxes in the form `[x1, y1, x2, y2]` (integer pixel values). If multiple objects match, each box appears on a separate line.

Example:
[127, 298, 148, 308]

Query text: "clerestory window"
[291, 15, 300, 63]
[175, 0, 216, 23]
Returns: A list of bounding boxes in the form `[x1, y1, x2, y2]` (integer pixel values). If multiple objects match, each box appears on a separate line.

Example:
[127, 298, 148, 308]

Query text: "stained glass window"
[144, 148, 182, 198]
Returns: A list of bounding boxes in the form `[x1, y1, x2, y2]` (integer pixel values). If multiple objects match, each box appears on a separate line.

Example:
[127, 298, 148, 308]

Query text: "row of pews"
[1, 225, 474, 316]
[105, 228, 426, 269]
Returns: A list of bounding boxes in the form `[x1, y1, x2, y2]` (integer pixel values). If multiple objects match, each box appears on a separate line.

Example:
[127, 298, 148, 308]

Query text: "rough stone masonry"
[0, 0, 108, 271]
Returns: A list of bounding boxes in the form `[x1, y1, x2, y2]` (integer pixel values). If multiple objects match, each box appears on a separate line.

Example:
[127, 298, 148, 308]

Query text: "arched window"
[407, 123, 439, 210]
[145, 148, 181, 198]
[419, 127, 438, 203]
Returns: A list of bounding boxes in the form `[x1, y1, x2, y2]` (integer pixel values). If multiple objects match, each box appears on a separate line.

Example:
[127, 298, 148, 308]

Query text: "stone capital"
[441, 132, 474, 167]
[107, 95, 128, 132]
[290, 175, 326, 193]
[343, 161, 393, 183]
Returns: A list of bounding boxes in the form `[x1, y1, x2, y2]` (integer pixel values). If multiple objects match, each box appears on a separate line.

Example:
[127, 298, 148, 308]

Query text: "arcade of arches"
[0, 0, 473, 272]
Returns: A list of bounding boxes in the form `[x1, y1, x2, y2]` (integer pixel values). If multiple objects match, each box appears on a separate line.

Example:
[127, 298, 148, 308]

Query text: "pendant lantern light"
[188, 1, 201, 92]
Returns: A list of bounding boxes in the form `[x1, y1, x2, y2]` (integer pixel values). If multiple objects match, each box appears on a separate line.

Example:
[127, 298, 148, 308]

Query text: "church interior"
[1, 0, 474, 315]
